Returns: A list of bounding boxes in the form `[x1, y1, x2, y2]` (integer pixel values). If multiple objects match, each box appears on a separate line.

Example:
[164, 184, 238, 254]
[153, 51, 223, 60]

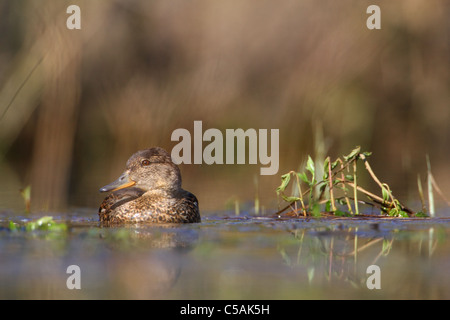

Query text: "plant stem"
[417, 174, 427, 214]
[426, 154, 435, 217]
[359, 153, 394, 207]
[359, 154, 383, 187]
[295, 173, 307, 216]
[339, 159, 353, 214]
[328, 158, 337, 212]
[353, 160, 359, 215]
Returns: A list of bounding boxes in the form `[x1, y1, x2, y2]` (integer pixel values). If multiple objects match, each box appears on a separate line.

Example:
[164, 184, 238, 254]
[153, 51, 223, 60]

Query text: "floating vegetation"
[7, 216, 68, 233]
[275, 146, 428, 218]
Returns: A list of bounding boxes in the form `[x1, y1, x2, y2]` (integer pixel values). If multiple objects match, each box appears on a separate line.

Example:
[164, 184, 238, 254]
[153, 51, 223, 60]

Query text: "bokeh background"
[0, 0, 449, 215]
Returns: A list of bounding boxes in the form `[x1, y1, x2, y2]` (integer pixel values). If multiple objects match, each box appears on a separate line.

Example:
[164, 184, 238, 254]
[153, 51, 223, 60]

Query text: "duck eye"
[141, 159, 151, 166]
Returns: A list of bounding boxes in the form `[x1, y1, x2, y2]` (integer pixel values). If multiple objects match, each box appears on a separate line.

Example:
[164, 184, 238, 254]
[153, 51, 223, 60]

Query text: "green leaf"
[343, 146, 361, 161]
[35, 216, 54, 227]
[282, 196, 301, 202]
[24, 216, 67, 232]
[7, 216, 68, 234]
[331, 159, 340, 170]
[334, 209, 350, 217]
[276, 173, 291, 194]
[323, 157, 330, 180]
[8, 221, 17, 231]
[325, 200, 331, 212]
[306, 156, 315, 177]
[345, 174, 354, 181]
[414, 212, 428, 218]
[398, 210, 409, 218]
[20, 185, 31, 213]
[311, 203, 321, 217]
[297, 172, 309, 184]
[387, 208, 402, 217]
[25, 222, 36, 231]
[381, 184, 390, 202]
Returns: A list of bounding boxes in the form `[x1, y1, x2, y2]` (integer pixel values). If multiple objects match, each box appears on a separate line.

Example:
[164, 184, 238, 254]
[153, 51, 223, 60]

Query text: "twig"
[426, 155, 435, 217]
[295, 173, 307, 216]
[359, 154, 383, 188]
[338, 158, 353, 214]
[344, 181, 413, 214]
[353, 160, 359, 215]
[417, 174, 427, 213]
[328, 157, 336, 212]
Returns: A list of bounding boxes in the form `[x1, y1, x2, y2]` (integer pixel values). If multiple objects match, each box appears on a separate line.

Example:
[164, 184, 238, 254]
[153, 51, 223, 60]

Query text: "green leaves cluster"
[276, 146, 418, 218]
[276, 157, 317, 200]
[8, 216, 68, 232]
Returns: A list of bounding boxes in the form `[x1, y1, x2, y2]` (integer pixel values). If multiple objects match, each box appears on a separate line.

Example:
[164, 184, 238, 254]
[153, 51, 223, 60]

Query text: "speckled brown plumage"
[98, 147, 200, 224]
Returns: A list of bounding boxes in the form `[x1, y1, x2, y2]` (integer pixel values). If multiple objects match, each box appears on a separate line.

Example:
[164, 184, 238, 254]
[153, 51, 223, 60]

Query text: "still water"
[1, 211, 450, 299]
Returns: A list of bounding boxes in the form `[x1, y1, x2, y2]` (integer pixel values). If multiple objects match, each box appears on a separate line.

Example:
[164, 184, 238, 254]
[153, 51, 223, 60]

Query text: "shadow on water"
[1, 211, 450, 299]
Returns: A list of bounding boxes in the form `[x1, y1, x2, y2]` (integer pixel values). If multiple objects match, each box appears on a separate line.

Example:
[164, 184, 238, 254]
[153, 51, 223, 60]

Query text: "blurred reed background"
[0, 0, 449, 214]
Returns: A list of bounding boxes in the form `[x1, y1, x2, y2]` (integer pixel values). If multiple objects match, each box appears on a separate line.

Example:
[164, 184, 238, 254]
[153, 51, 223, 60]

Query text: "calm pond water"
[1, 210, 450, 299]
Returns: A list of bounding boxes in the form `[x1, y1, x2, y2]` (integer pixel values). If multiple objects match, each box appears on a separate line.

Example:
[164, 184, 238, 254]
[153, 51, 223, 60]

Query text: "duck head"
[99, 147, 182, 194]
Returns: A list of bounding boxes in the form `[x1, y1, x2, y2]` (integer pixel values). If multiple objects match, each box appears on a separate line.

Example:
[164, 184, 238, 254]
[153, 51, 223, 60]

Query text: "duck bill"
[99, 171, 136, 192]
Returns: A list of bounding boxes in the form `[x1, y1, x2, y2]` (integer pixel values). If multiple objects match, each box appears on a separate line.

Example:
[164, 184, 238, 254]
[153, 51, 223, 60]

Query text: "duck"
[98, 147, 200, 224]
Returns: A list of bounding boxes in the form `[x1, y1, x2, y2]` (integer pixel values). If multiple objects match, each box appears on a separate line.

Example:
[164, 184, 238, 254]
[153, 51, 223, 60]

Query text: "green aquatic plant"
[420, 154, 450, 218]
[20, 185, 31, 214]
[8, 216, 68, 232]
[276, 146, 422, 218]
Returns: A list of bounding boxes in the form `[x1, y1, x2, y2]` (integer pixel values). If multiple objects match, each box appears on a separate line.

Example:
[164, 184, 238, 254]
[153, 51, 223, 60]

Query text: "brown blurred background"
[0, 0, 449, 215]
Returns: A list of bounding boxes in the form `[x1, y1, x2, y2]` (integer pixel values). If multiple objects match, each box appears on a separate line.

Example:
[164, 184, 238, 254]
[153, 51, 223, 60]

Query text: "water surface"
[1, 211, 450, 299]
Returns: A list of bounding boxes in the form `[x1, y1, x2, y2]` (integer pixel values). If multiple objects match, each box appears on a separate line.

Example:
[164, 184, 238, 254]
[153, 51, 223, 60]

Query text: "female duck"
[99, 147, 200, 224]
